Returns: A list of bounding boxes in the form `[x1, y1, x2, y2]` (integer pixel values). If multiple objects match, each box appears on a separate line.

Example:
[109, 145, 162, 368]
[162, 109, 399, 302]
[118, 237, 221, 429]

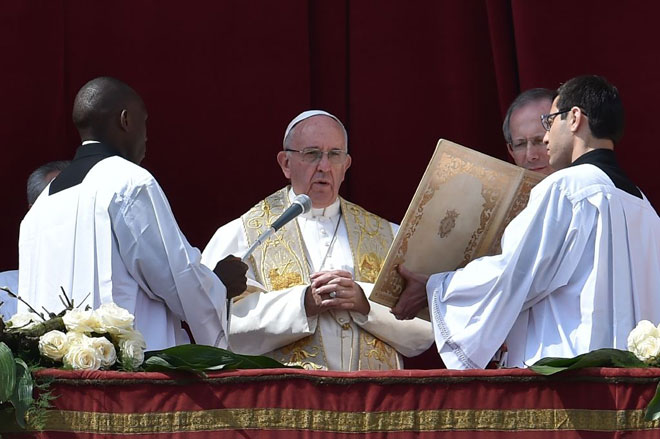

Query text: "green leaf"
[9, 358, 34, 428]
[530, 348, 647, 375]
[645, 382, 660, 421]
[143, 344, 293, 373]
[0, 342, 17, 402]
[142, 356, 207, 377]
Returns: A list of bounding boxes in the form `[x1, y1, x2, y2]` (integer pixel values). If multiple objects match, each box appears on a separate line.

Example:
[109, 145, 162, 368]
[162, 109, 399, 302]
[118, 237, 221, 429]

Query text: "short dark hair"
[557, 75, 624, 144]
[27, 160, 70, 205]
[72, 77, 140, 134]
[502, 88, 556, 144]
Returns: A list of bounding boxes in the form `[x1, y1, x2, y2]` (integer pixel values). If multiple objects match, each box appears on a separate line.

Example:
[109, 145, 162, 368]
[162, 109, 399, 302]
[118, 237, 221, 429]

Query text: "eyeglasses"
[509, 136, 546, 151]
[540, 108, 589, 131]
[540, 109, 570, 131]
[285, 148, 348, 164]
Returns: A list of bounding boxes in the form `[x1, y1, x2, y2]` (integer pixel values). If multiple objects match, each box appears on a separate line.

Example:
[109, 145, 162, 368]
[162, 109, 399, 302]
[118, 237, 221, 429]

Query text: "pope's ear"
[277, 151, 291, 179]
[344, 153, 352, 171]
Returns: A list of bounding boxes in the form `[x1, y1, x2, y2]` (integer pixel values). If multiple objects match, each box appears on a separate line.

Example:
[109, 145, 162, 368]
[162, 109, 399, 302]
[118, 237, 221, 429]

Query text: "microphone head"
[294, 194, 312, 213]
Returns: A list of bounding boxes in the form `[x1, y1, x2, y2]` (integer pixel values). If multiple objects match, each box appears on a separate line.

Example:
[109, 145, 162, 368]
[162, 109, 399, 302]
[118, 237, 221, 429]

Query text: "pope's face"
[277, 116, 351, 208]
[507, 99, 553, 175]
[544, 97, 574, 171]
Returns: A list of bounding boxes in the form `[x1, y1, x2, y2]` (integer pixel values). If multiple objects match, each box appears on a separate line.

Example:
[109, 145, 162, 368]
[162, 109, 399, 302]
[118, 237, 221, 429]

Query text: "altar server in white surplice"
[202, 110, 433, 371]
[18, 77, 246, 350]
[1, 161, 69, 322]
[393, 75, 660, 369]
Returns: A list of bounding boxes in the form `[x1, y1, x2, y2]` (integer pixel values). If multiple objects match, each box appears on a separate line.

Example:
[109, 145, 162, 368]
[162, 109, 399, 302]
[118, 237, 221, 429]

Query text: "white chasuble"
[202, 187, 434, 371]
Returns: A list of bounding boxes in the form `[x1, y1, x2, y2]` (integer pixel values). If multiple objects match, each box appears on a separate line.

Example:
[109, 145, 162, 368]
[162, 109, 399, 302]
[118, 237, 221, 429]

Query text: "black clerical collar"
[49, 143, 121, 195]
[570, 149, 642, 199]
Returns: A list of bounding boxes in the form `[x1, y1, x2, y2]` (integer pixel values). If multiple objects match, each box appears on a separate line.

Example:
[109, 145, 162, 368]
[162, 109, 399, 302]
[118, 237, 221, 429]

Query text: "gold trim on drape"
[3, 408, 659, 434]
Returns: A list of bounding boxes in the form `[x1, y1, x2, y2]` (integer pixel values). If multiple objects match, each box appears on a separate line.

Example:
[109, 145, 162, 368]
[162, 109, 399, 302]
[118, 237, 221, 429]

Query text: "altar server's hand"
[391, 265, 429, 320]
[213, 255, 248, 299]
[311, 270, 371, 315]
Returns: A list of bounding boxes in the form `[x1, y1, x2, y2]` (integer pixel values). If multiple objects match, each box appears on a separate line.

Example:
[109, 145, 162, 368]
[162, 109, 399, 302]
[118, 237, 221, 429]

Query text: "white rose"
[38, 330, 69, 361]
[66, 331, 87, 346]
[628, 320, 660, 362]
[63, 309, 101, 333]
[117, 329, 146, 347]
[628, 320, 658, 348]
[89, 337, 117, 368]
[634, 336, 660, 363]
[63, 340, 103, 370]
[6, 312, 41, 329]
[118, 330, 147, 369]
[97, 303, 134, 335]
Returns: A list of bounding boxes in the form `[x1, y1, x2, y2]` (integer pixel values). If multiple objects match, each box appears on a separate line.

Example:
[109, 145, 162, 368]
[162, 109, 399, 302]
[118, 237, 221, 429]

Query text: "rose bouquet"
[0, 287, 292, 430]
[2, 298, 145, 372]
[0, 289, 145, 428]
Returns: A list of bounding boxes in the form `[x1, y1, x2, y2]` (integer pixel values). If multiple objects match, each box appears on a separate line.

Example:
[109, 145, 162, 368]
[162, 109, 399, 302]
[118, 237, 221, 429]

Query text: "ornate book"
[369, 139, 545, 320]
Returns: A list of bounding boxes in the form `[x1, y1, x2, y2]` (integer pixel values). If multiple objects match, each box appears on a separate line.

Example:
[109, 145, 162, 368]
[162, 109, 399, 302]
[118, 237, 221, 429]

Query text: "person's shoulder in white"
[0, 270, 18, 321]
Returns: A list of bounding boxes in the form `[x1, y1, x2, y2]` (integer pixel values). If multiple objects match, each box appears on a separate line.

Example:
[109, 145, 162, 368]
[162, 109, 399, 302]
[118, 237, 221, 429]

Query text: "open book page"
[369, 139, 544, 320]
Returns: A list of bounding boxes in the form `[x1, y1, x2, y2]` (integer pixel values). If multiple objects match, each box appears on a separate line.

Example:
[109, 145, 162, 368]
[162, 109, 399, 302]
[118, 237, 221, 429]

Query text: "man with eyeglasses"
[392, 75, 660, 369]
[202, 110, 433, 371]
[502, 88, 555, 175]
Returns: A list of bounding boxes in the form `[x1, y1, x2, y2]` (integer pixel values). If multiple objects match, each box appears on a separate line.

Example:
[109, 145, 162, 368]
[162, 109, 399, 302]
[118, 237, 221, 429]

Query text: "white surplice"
[0, 270, 18, 321]
[18, 156, 228, 350]
[202, 189, 434, 371]
[427, 163, 660, 369]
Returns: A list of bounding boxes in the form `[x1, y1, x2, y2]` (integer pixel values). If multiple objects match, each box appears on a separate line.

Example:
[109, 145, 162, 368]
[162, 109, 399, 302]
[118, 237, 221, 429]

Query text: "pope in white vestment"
[202, 109, 433, 370]
[203, 187, 433, 370]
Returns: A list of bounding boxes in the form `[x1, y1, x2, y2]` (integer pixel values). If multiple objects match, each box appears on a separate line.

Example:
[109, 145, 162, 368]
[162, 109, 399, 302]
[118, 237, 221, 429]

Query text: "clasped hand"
[304, 269, 370, 316]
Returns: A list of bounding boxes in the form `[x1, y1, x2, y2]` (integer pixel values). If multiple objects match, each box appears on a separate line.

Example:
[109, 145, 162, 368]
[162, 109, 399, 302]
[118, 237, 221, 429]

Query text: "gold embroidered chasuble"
[241, 187, 398, 370]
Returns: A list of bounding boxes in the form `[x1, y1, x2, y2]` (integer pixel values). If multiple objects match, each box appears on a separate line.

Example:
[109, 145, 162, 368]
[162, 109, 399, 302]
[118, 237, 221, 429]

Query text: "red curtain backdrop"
[2, 2, 658, 293]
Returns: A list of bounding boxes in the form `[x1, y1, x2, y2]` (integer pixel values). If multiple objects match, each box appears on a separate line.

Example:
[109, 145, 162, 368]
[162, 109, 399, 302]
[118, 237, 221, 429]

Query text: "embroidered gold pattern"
[360, 331, 398, 370]
[268, 267, 303, 290]
[242, 188, 396, 370]
[358, 252, 382, 284]
[276, 335, 324, 370]
[3, 408, 658, 434]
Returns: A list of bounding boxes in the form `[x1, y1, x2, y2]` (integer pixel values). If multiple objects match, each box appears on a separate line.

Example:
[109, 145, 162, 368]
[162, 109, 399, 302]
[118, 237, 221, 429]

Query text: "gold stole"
[241, 187, 399, 370]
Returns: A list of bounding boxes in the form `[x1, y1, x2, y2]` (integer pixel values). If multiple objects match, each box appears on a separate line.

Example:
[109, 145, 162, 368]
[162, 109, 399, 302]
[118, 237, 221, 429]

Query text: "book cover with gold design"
[369, 139, 545, 320]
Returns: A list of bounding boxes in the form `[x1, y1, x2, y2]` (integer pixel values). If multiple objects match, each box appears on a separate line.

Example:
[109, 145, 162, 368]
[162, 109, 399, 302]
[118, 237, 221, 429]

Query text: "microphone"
[241, 194, 312, 261]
